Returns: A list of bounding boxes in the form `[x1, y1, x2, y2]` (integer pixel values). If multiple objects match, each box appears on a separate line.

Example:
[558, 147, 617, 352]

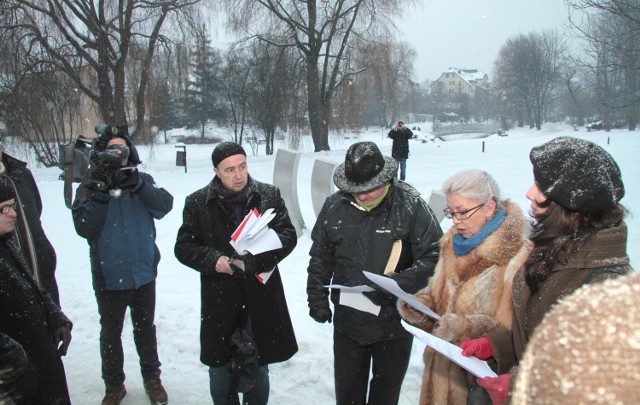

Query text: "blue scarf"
[452, 210, 506, 257]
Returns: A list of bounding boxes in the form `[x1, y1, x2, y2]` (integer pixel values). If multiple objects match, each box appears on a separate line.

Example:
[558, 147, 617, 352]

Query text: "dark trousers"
[209, 364, 270, 405]
[334, 330, 412, 405]
[95, 281, 161, 388]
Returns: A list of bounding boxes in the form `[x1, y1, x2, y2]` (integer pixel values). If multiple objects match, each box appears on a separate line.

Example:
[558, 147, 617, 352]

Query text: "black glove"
[55, 323, 72, 356]
[114, 167, 138, 189]
[89, 160, 118, 191]
[309, 307, 332, 324]
[363, 290, 396, 306]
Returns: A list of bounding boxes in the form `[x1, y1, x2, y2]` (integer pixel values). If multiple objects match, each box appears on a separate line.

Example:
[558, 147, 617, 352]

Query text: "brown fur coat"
[399, 199, 532, 405]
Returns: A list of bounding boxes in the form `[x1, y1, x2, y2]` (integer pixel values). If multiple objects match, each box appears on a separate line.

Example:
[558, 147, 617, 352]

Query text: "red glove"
[459, 336, 493, 359]
[476, 374, 509, 405]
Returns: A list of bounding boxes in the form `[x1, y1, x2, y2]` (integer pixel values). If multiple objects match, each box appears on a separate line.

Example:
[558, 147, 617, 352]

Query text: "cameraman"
[72, 125, 173, 405]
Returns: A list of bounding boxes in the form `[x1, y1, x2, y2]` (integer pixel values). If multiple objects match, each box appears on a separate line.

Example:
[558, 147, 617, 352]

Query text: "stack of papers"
[323, 284, 379, 315]
[230, 208, 283, 255]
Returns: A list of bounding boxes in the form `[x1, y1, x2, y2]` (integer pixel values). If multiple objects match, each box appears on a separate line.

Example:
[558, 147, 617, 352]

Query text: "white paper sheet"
[362, 271, 441, 321]
[323, 284, 380, 316]
[402, 321, 497, 378]
[230, 208, 283, 255]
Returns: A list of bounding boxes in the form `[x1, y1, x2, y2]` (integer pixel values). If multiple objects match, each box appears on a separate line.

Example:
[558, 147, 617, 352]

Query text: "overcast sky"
[399, 0, 573, 82]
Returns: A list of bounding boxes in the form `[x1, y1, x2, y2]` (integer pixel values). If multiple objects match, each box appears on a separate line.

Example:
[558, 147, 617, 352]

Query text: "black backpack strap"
[581, 268, 626, 286]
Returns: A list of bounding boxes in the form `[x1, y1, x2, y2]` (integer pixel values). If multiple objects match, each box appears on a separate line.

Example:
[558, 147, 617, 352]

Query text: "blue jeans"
[394, 158, 407, 181]
[209, 363, 269, 405]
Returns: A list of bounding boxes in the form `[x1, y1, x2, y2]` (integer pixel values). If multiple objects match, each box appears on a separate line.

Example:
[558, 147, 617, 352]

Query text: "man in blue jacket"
[72, 125, 173, 405]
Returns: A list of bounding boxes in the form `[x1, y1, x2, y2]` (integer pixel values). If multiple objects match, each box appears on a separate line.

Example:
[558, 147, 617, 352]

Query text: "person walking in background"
[387, 121, 413, 181]
[0, 176, 73, 404]
[72, 125, 173, 405]
[307, 141, 443, 405]
[398, 170, 532, 405]
[0, 145, 60, 306]
[175, 142, 298, 405]
[460, 136, 630, 405]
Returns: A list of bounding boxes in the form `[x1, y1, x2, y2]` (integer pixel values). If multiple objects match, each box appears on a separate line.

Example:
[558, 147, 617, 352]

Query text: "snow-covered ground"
[22, 122, 638, 404]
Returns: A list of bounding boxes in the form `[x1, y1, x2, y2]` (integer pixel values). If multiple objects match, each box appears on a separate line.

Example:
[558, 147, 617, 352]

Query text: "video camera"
[95, 124, 128, 139]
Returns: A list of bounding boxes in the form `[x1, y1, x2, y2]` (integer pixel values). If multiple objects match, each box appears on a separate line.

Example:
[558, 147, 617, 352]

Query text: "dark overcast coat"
[388, 127, 414, 159]
[488, 222, 630, 379]
[307, 181, 443, 345]
[174, 177, 298, 367]
[0, 233, 71, 404]
[2, 154, 59, 304]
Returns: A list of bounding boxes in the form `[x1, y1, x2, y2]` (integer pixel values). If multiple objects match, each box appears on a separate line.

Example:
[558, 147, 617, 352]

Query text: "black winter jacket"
[307, 181, 443, 344]
[72, 172, 173, 291]
[175, 176, 298, 367]
[2, 154, 59, 304]
[388, 127, 414, 159]
[0, 233, 71, 404]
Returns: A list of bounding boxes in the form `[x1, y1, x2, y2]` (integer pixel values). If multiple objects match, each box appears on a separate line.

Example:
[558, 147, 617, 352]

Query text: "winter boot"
[101, 384, 126, 405]
[144, 378, 168, 405]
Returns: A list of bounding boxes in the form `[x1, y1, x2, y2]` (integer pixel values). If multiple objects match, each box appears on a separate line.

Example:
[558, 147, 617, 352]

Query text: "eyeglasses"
[1, 201, 17, 215]
[443, 203, 485, 220]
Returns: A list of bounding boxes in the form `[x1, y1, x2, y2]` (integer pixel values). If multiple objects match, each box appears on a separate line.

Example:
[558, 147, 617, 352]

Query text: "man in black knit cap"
[175, 142, 298, 405]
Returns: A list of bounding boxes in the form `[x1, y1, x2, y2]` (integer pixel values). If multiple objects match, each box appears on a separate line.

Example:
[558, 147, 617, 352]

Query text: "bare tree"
[567, 0, 640, 129]
[246, 42, 295, 155]
[0, 30, 88, 165]
[222, 0, 410, 151]
[493, 30, 566, 130]
[1, 0, 206, 142]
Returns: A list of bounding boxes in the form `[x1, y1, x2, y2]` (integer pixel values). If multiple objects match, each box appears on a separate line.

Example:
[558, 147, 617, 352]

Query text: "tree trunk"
[306, 58, 331, 151]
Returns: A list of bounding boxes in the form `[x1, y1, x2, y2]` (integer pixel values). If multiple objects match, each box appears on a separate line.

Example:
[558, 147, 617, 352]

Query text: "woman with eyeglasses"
[459, 137, 630, 405]
[398, 169, 532, 405]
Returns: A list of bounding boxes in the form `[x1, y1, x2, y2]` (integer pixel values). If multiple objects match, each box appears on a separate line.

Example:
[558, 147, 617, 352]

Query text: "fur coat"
[399, 199, 532, 405]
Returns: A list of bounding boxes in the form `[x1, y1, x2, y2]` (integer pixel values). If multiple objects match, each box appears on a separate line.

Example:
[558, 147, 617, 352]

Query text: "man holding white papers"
[175, 142, 298, 405]
[306, 142, 443, 405]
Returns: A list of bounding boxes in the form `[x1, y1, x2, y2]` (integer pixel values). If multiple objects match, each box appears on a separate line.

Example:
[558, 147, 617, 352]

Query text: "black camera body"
[95, 124, 128, 139]
[90, 149, 138, 191]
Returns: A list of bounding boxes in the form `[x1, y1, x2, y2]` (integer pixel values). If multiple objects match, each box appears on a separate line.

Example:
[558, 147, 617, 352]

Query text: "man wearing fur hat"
[306, 141, 443, 405]
[72, 125, 173, 405]
[0, 176, 73, 404]
[460, 136, 631, 405]
[175, 142, 298, 405]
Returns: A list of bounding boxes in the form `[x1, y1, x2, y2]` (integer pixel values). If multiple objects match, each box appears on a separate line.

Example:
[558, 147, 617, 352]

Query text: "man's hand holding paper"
[363, 271, 441, 321]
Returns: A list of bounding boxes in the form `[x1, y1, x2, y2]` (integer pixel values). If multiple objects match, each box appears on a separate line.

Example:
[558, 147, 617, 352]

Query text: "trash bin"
[176, 150, 186, 166]
[175, 144, 187, 173]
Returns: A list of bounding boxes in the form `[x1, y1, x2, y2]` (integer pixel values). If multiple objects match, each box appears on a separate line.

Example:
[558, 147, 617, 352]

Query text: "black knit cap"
[212, 142, 246, 167]
[333, 142, 398, 194]
[530, 136, 624, 213]
[0, 175, 16, 203]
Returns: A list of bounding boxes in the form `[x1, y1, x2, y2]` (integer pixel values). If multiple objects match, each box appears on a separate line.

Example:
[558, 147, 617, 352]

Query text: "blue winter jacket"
[72, 172, 173, 290]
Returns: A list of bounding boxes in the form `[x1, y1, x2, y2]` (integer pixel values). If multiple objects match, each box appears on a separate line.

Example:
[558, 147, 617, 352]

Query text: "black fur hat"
[530, 136, 624, 213]
[333, 142, 397, 194]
